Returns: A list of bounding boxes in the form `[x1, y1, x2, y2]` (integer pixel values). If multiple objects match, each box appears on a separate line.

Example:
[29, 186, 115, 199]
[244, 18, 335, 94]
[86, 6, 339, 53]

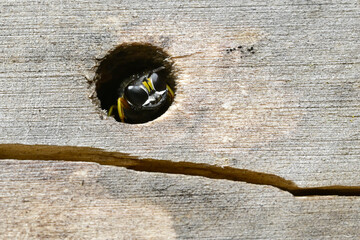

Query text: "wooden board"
[0, 0, 360, 238]
[1, 0, 359, 189]
[1, 160, 360, 239]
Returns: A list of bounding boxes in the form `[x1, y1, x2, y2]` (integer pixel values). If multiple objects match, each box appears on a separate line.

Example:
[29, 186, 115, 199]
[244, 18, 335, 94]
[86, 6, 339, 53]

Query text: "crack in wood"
[170, 51, 204, 59]
[0, 144, 359, 197]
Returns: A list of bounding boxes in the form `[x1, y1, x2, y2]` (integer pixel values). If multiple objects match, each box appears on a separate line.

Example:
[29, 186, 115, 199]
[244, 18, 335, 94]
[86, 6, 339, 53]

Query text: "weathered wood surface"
[0, 0, 359, 188]
[0, 0, 360, 238]
[1, 160, 360, 239]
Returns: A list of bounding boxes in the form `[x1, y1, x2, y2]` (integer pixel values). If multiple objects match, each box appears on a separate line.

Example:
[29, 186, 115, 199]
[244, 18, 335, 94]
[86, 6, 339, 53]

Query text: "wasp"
[108, 66, 175, 123]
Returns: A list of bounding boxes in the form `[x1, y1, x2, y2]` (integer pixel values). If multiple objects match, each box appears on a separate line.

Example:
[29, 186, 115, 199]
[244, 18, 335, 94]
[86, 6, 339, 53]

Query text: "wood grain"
[2, 143, 360, 197]
[0, 0, 359, 187]
[0, 0, 359, 238]
[1, 0, 359, 188]
[1, 160, 360, 239]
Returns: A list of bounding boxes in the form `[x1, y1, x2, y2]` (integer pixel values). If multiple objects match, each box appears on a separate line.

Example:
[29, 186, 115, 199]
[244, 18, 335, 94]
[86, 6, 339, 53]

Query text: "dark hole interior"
[94, 43, 176, 124]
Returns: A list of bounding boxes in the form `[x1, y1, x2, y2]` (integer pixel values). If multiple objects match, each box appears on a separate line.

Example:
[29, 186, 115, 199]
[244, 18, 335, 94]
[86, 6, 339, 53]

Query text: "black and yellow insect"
[108, 67, 174, 123]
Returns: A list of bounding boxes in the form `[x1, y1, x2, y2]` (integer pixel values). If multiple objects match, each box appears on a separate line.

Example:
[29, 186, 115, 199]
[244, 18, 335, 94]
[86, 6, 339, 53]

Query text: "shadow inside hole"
[95, 43, 176, 124]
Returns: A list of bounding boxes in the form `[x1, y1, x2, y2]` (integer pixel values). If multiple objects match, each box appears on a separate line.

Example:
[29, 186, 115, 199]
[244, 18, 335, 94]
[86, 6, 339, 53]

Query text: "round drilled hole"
[94, 43, 176, 124]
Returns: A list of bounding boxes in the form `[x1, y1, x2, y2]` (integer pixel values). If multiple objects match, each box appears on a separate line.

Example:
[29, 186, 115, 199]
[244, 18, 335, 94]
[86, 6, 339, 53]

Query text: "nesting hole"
[94, 43, 176, 124]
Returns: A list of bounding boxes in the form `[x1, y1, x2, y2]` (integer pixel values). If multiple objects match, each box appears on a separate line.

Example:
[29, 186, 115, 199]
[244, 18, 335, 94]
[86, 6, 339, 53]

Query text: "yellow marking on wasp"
[142, 81, 151, 92]
[166, 85, 174, 99]
[143, 78, 154, 92]
[117, 97, 125, 122]
[147, 77, 154, 90]
[108, 97, 129, 122]
[108, 105, 115, 116]
[120, 97, 130, 109]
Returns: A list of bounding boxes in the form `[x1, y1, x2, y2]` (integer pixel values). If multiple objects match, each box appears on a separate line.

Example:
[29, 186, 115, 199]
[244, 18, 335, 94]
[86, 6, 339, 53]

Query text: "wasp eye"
[124, 85, 148, 107]
[150, 73, 166, 91]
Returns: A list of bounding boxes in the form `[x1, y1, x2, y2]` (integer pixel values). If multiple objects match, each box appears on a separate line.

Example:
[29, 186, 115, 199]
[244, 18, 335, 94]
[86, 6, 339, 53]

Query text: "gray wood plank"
[1, 160, 360, 239]
[0, 1, 359, 187]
